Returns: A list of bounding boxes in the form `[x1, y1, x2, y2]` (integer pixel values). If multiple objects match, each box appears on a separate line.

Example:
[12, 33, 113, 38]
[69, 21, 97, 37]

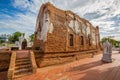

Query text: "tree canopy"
[101, 37, 120, 47]
[9, 31, 24, 43]
[29, 34, 34, 42]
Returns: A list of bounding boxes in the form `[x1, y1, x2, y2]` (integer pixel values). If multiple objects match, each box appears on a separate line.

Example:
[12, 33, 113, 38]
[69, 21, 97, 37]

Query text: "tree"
[101, 37, 108, 44]
[101, 37, 120, 47]
[29, 34, 34, 42]
[9, 31, 23, 43]
[0, 36, 7, 43]
[0, 39, 5, 43]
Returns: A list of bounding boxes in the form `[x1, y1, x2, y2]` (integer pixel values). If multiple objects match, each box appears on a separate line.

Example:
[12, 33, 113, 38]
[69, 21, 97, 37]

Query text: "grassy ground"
[0, 43, 3, 47]
[0, 43, 14, 47]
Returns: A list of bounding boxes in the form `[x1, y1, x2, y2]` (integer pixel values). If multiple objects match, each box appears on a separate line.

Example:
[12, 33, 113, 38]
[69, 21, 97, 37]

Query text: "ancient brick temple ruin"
[33, 2, 101, 67]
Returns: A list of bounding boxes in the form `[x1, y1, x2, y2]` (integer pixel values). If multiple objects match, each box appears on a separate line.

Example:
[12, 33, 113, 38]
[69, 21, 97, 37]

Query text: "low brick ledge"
[30, 51, 37, 73]
[34, 49, 99, 54]
[7, 51, 16, 80]
[35, 49, 100, 58]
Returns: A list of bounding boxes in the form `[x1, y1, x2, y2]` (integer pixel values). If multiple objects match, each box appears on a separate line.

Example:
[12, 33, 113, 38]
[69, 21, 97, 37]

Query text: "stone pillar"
[102, 41, 112, 62]
[18, 35, 24, 50]
[7, 51, 16, 80]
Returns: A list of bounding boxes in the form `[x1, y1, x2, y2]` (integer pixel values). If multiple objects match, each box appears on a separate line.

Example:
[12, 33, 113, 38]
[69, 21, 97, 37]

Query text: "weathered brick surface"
[1, 51, 120, 80]
[34, 2, 100, 52]
[30, 51, 37, 73]
[0, 71, 7, 80]
[7, 51, 16, 80]
[33, 2, 101, 67]
[16, 50, 29, 58]
[0, 51, 11, 72]
[34, 50, 100, 67]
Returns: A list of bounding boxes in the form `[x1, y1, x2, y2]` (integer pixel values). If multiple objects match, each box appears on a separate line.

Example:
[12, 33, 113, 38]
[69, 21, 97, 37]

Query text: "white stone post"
[102, 40, 112, 62]
[18, 35, 24, 50]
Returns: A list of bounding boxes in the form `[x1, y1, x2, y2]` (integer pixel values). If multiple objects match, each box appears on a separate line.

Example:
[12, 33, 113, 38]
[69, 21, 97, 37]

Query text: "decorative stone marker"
[18, 35, 24, 50]
[102, 40, 112, 62]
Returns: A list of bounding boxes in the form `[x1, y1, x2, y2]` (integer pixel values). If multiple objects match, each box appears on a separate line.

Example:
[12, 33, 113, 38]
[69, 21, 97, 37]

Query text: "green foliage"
[29, 34, 34, 42]
[101, 37, 108, 43]
[0, 36, 6, 43]
[9, 31, 23, 43]
[101, 37, 120, 47]
[0, 39, 5, 43]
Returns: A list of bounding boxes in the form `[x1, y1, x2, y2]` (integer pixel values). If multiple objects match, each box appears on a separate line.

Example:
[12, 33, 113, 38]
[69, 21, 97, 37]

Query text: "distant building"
[0, 35, 9, 42]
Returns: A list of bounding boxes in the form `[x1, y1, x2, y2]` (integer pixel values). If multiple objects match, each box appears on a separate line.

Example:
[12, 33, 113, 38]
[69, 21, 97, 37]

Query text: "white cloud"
[0, 0, 120, 40]
[0, 13, 36, 35]
[13, 0, 30, 9]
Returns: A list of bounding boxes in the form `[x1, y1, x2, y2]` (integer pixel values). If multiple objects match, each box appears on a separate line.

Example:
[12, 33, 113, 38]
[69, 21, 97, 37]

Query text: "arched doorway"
[22, 39, 27, 50]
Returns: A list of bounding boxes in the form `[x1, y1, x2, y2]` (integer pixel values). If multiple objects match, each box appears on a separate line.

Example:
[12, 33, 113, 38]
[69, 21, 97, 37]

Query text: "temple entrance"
[22, 39, 27, 50]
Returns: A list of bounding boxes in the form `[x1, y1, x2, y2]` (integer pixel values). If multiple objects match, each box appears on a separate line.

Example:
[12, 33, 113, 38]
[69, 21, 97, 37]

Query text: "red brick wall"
[0, 51, 11, 71]
[34, 3, 100, 53]
[33, 32, 45, 51]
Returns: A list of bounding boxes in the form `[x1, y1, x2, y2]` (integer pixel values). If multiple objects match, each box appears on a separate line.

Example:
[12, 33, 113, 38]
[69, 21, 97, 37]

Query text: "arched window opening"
[81, 36, 84, 45]
[88, 34, 91, 46]
[69, 34, 74, 46]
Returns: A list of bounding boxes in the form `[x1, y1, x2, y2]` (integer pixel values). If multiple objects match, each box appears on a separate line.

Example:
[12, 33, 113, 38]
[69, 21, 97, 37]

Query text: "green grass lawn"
[7, 44, 14, 47]
[0, 43, 14, 47]
[0, 44, 3, 47]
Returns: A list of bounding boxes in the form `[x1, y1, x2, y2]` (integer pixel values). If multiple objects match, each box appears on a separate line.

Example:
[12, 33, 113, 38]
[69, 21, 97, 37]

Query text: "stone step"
[14, 71, 33, 79]
[16, 58, 30, 62]
[15, 61, 31, 66]
[15, 64, 32, 70]
[14, 67, 32, 75]
[14, 57, 33, 79]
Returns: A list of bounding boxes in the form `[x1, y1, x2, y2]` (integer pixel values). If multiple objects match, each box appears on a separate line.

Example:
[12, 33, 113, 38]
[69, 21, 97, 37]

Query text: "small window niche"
[81, 36, 84, 45]
[88, 34, 91, 46]
[69, 34, 74, 46]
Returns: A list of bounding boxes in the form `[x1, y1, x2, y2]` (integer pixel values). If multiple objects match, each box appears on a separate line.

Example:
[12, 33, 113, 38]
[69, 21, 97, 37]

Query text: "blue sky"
[0, 0, 37, 36]
[0, 0, 120, 40]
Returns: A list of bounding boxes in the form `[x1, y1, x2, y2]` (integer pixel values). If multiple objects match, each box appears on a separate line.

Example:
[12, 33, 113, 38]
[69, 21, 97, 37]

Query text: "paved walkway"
[0, 71, 7, 80]
[16, 50, 29, 58]
[1, 51, 120, 80]
[16, 51, 120, 80]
